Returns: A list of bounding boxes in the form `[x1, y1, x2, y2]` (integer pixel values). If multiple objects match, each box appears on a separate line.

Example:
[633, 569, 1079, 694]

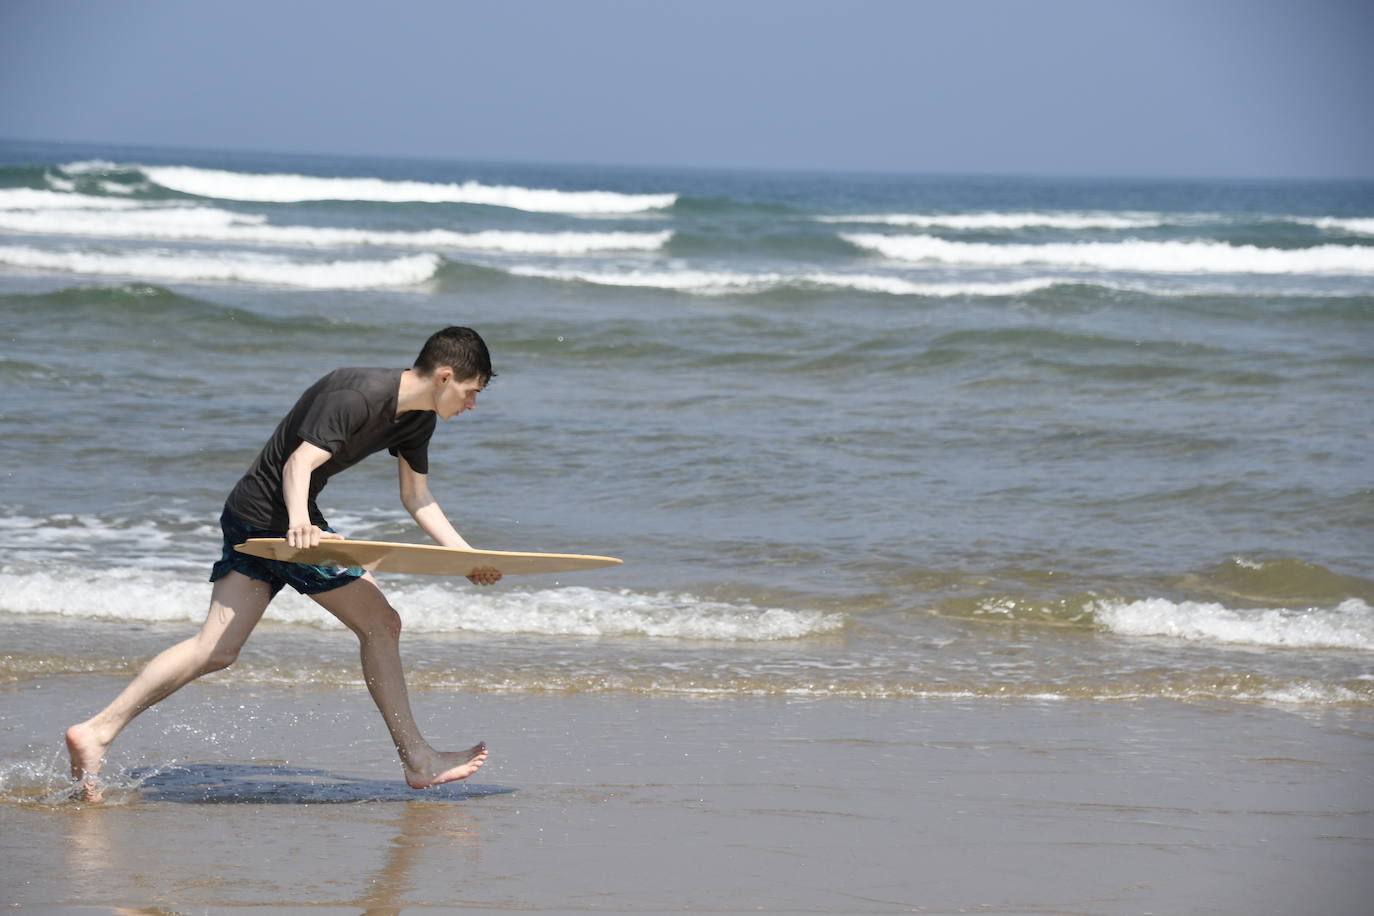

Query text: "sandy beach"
[2, 674, 1370, 915]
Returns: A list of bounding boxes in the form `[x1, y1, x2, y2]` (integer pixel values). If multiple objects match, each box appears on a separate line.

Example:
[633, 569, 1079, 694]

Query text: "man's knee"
[203, 642, 241, 672]
[376, 606, 403, 641]
[355, 605, 403, 642]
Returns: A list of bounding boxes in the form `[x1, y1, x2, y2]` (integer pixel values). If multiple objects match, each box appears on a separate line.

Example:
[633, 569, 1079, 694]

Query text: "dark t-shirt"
[225, 367, 436, 530]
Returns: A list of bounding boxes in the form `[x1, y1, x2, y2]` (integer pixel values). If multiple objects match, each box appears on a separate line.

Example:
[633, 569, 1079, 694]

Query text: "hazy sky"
[2, 0, 1371, 178]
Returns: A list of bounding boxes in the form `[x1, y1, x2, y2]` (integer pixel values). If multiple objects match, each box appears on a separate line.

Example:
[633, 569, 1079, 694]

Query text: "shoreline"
[3, 677, 1371, 914]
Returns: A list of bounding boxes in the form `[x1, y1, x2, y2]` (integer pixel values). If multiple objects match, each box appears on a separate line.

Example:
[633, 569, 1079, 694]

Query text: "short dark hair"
[414, 326, 495, 384]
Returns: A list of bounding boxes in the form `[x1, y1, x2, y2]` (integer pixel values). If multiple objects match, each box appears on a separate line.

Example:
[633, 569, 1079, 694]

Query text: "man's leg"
[65, 571, 275, 800]
[309, 575, 487, 788]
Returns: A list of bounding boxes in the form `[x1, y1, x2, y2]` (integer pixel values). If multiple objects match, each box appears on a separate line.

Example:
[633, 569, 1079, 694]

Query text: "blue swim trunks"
[209, 507, 364, 597]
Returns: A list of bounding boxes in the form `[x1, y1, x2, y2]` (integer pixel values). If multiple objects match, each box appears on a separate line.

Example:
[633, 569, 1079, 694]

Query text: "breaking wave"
[506, 264, 1064, 297]
[824, 212, 1374, 237]
[1094, 597, 1374, 650]
[0, 206, 671, 253]
[53, 162, 677, 214]
[0, 567, 843, 641]
[1302, 216, 1374, 236]
[0, 244, 441, 289]
[0, 188, 148, 210]
[818, 211, 1167, 230]
[843, 233, 1374, 274]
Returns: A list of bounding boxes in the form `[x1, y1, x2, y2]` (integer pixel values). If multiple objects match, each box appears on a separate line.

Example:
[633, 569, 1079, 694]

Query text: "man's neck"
[395, 368, 435, 415]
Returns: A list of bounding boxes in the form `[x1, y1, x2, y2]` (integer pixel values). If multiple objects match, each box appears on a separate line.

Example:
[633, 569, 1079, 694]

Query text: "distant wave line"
[822, 212, 1374, 235]
[843, 233, 1374, 275]
[0, 188, 152, 210]
[55, 160, 678, 214]
[506, 265, 1065, 296]
[0, 206, 672, 254]
[818, 211, 1167, 230]
[505, 264, 1374, 298]
[1304, 216, 1374, 236]
[0, 244, 441, 289]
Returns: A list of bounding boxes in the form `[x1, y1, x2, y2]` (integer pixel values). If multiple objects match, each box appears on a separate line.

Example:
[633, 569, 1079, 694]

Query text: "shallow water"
[0, 139, 1371, 710]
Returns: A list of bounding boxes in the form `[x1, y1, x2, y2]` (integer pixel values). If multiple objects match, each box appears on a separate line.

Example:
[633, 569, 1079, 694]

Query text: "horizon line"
[3, 134, 1373, 185]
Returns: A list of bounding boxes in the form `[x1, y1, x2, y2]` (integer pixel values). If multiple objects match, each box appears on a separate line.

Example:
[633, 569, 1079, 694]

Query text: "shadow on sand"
[129, 763, 516, 804]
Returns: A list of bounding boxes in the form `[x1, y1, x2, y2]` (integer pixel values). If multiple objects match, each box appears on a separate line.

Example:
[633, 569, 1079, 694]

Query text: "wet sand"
[2, 676, 1372, 914]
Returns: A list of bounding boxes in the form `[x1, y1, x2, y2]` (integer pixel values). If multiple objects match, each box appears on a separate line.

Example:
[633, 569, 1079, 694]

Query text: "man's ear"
[433, 366, 454, 385]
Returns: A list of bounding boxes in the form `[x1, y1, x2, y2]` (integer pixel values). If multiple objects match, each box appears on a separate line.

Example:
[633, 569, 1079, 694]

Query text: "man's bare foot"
[405, 742, 488, 789]
[66, 722, 108, 802]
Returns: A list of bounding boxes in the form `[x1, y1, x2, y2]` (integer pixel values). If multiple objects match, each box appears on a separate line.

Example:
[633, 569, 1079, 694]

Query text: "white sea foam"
[817, 211, 1167, 230]
[507, 264, 1064, 297]
[388, 229, 669, 254]
[1248, 682, 1369, 706]
[800, 274, 1062, 297]
[0, 207, 671, 253]
[57, 159, 123, 174]
[0, 207, 261, 234]
[0, 189, 147, 210]
[71, 163, 681, 213]
[1303, 216, 1374, 236]
[382, 583, 844, 639]
[0, 568, 212, 625]
[508, 266, 780, 292]
[1094, 597, 1374, 650]
[821, 211, 1374, 237]
[842, 233, 1374, 275]
[0, 568, 842, 641]
[0, 513, 216, 571]
[0, 244, 441, 289]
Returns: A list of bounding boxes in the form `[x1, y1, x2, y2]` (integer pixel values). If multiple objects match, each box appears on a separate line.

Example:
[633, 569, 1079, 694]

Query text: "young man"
[66, 326, 499, 801]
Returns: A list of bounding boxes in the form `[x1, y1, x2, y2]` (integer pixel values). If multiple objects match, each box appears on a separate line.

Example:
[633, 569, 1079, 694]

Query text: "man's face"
[437, 374, 485, 420]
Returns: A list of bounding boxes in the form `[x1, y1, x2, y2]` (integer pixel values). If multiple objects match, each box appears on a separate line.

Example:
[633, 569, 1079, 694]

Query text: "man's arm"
[398, 457, 502, 585]
[398, 456, 473, 549]
[283, 441, 345, 548]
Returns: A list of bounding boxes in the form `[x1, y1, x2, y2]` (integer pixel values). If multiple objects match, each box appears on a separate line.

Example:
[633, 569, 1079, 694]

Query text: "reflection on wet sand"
[57, 762, 513, 911]
[357, 801, 486, 914]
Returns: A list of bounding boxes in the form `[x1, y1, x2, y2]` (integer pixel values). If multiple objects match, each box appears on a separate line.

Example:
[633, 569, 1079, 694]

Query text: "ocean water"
[1, 139, 1371, 710]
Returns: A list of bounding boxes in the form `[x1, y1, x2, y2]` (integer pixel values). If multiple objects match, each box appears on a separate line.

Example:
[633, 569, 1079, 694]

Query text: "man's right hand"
[286, 524, 344, 549]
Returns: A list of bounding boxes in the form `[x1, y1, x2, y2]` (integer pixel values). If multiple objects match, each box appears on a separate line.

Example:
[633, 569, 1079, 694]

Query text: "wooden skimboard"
[234, 538, 622, 577]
